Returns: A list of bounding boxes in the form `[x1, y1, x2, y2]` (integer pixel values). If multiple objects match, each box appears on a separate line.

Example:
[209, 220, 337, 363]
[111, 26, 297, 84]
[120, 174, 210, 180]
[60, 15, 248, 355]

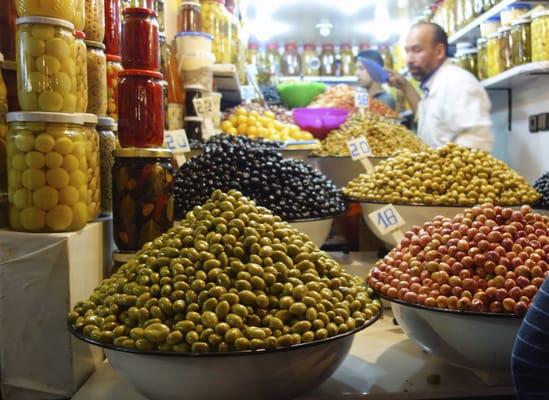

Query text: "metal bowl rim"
[308, 155, 390, 160]
[288, 213, 344, 223]
[345, 198, 529, 209]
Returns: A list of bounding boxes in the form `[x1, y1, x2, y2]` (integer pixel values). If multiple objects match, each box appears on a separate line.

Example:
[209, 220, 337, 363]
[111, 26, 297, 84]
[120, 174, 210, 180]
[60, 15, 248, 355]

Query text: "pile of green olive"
[68, 189, 380, 353]
[344, 144, 540, 206]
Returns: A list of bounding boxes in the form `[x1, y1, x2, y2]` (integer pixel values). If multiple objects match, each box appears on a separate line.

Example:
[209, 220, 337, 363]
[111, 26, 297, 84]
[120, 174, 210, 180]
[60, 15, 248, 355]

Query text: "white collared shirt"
[417, 59, 494, 152]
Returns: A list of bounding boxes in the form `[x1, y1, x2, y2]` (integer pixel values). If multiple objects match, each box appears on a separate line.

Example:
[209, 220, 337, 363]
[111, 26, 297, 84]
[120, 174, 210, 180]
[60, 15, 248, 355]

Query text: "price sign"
[164, 129, 190, 167]
[347, 136, 374, 173]
[354, 91, 369, 109]
[368, 204, 406, 243]
[193, 96, 215, 117]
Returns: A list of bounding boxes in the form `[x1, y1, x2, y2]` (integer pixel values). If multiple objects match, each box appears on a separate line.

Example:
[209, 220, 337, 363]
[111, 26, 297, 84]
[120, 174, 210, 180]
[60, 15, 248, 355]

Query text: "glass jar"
[16, 0, 74, 23]
[111, 250, 136, 275]
[246, 42, 261, 68]
[74, 0, 85, 31]
[340, 44, 354, 77]
[97, 117, 116, 215]
[84, 0, 105, 42]
[0, 0, 18, 61]
[75, 30, 88, 113]
[282, 42, 301, 77]
[118, 69, 164, 148]
[456, 0, 465, 30]
[460, 49, 478, 77]
[511, 18, 531, 66]
[379, 45, 394, 70]
[104, 0, 121, 56]
[201, 0, 231, 64]
[501, 3, 531, 27]
[3, 60, 18, 113]
[107, 55, 123, 121]
[498, 27, 512, 72]
[184, 84, 204, 117]
[159, 32, 168, 76]
[81, 113, 101, 221]
[486, 32, 501, 77]
[184, 116, 203, 140]
[473, 0, 484, 17]
[165, 44, 184, 105]
[16, 17, 78, 113]
[446, 0, 456, 35]
[464, 0, 475, 25]
[320, 44, 335, 76]
[85, 40, 108, 116]
[531, 11, 549, 62]
[112, 148, 174, 251]
[0, 54, 7, 196]
[178, 1, 201, 32]
[302, 44, 319, 76]
[6, 112, 89, 232]
[264, 42, 281, 77]
[227, 1, 239, 66]
[155, 0, 165, 32]
[121, 7, 160, 70]
[480, 15, 500, 37]
[477, 37, 488, 80]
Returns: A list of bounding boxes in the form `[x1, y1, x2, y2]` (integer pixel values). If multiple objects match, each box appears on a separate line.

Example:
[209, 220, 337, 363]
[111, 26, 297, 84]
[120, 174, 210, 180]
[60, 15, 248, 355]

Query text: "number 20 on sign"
[368, 204, 405, 238]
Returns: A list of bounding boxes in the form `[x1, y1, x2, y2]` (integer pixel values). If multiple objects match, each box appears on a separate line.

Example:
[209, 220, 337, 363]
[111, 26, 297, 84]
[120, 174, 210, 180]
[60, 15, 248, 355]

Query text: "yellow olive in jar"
[46, 37, 70, 60]
[46, 204, 73, 231]
[35, 55, 61, 75]
[58, 186, 79, 205]
[24, 36, 46, 57]
[35, 134, 56, 153]
[13, 188, 32, 209]
[69, 202, 88, 230]
[54, 137, 74, 154]
[63, 154, 79, 172]
[46, 168, 70, 189]
[45, 151, 63, 168]
[15, 132, 35, 152]
[22, 168, 46, 190]
[33, 186, 59, 211]
[20, 206, 46, 231]
[30, 25, 55, 41]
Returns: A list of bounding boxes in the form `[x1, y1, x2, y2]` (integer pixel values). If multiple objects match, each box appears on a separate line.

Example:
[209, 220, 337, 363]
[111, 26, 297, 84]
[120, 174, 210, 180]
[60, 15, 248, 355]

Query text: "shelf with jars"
[278, 76, 358, 84]
[481, 60, 549, 88]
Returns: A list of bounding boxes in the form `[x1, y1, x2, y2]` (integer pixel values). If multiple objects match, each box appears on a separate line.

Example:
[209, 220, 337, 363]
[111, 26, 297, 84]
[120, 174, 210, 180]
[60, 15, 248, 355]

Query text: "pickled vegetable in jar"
[112, 148, 174, 251]
[16, 0, 75, 25]
[84, 0, 105, 42]
[501, 3, 530, 27]
[476, 38, 488, 80]
[121, 7, 160, 70]
[0, 53, 7, 195]
[498, 27, 512, 72]
[511, 18, 531, 66]
[486, 32, 501, 77]
[0, 0, 18, 61]
[178, 1, 201, 32]
[85, 40, 107, 116]
[97, 117, 115, 215]
[155, 0, 165, 32]
[106, 55, 123, 121]
[282, 42, 301, 77]
[201, 0, 231, 64]
[75, 30, 88, 113]
[118, 69, 164, 148]
[184, 116, 202, 140]
[531, 11, 549, 62]
[320, 44, 335, 76]
[184, 84, 204, 117]
[104, 0, 121, 55]
[6, 111, 89, 232]
[462, 49, 478, 77]
[16, 16, 78, 113]
[480, 15, 500, 37]
[246, 42, 261, 68]
[80, 113, 101, 221]
[74, 0, 85, 31]
[302, 44, 319, 76]
[165, 44, 184, 105]
[340, 44, 354, 76]
[227, 0, 239, 66]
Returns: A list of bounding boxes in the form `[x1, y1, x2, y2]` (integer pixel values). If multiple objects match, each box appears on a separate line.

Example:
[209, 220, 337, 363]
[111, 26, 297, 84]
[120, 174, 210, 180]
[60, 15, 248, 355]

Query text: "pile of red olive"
[368, 204, 549, 315]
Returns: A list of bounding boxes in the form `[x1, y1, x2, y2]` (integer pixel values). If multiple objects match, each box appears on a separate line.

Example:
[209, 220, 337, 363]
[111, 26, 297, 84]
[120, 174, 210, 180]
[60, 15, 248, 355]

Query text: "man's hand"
[387, 70, 409, 90]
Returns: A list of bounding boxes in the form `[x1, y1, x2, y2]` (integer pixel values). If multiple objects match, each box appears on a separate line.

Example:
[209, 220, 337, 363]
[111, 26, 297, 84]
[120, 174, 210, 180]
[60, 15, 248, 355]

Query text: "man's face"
[355, 62, 373, 88]
[405, 25, 446, 81]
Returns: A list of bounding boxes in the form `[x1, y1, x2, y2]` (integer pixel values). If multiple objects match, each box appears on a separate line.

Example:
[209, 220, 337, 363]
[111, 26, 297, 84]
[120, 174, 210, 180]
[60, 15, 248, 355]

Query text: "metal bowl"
[69, 307, 382, 400]
[309, 156, 388, 188]
[379, 293, 521, 376]
[288, 216, 334, 247]
[279, 149, 314, 165]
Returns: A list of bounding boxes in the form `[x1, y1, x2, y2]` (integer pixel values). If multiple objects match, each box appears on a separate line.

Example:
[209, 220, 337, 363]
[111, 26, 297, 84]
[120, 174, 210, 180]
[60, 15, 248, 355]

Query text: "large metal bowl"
[309, 156, 387, 188]
[288, 216, 334, 247]
[279, 149, 314, 165]
[69, 307, 382, 400]
[379, 293, 522, 378]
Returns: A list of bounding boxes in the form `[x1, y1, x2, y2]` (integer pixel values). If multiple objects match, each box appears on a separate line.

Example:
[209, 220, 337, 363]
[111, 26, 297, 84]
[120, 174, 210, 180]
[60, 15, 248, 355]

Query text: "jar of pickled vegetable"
[0, 0, 18, 61]
[473, 0, 484, 16]
[246, 42, 261, 67]
[159, 32, 168, 76]
[80, 113, 101, 221]
[84, 0, 105, 42]
[73, 0, 85, 31]
[0, 53, 7, 196]
[480, 15, 500, 37]
[461, 49, 478, 77]
[531, 11, 549, 62]
[184, 116, 203, 140]
[6, 111, 89, 232]
[85, 40, 108, 116]
[121, 7, 160, 70]
[16, 0, 75, 24]
[264, 42, 281, 77]
[118, 69, 164, 148]
[320, 44, 335, 76]
[486, 32, 501, 77]
[184, 84, 204, 117]
[75, 30, 88, 113]
[97, 117, 115, 215]
[16, 17, 78, 113]
[155, 0, 165, 32]
[477, 37, 488, 80]
[456, 0, 465, 30]
[501, 3, 530, 27]
[112, 148, 174, 251]
[104, 0, 121, 55]
[340, 44, 354, 77]
[165, 44, 184, 105]
[498, 27, 512, 72]
[282, 42, 301, 77]
[227, 1, 239, 66]
[178, 1, 201, 32]
[201, 0, 231, 64]
[107, 55, 123, 121]
[302, 44, 319, 76]
[511, 18, 531, 66]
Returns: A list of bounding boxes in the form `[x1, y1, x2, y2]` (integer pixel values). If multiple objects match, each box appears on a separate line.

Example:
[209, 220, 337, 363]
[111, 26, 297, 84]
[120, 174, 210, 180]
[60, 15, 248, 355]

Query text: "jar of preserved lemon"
[85, 40, 107, 116]
[16, 0, 75, 25]
[511, 17, 531, 66]
[200, 0, 231, 64]
[498, 26, 512, 72]
[74, 0, 86, 31]
[486, 32, 501, 77]
[6, 111, 89, 232]
[75, 30, 88, 113]
[80, 113, 101, 221]
[16, 17, 78, 113]
[84, 0, 105, 42]
[477, 38, 488, 80]
[532, 11, 549, 62]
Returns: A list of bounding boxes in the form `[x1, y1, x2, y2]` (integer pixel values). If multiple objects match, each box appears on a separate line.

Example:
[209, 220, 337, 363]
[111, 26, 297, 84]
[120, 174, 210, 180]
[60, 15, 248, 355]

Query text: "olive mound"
[69, 189, 380, 353]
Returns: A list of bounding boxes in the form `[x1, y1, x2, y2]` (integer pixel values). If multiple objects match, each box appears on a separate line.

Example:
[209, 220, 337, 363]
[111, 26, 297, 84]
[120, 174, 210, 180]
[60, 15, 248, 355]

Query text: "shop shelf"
[481, 61, 549, 89]
[279, 76, 358, 84]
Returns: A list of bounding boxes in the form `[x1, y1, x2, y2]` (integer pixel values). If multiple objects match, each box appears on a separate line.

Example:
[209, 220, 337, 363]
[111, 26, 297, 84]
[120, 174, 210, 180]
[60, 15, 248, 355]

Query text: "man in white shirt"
[388, 22, 494, 152]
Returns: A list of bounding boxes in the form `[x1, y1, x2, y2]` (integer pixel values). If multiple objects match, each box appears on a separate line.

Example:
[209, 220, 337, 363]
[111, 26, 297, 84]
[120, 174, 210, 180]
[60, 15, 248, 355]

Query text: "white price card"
[164, 129, 190, 167]
[354, 91, 369, 109]
[368, 204, 406, 242]
[193, 96, 215, 117]
[347, 136, 374, 173]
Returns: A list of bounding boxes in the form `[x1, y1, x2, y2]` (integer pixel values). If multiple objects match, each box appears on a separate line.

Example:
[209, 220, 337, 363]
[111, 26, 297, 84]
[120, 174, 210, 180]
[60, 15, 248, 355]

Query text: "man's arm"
[387, 71, 421, 114]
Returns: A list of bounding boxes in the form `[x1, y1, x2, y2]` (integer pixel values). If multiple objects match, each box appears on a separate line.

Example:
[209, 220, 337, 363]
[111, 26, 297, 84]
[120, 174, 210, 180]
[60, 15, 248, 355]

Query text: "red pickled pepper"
[104, 0, 121, 55]
[121, 7, 160, 70]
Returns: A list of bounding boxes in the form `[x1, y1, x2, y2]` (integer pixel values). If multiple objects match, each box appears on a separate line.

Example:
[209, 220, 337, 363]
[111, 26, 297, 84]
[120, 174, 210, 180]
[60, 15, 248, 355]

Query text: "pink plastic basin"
[292, 108, 350, 140]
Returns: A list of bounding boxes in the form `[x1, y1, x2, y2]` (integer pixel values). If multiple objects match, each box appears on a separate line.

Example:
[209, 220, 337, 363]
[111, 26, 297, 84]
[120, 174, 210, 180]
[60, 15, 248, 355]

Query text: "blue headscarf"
[357, 49, 389, 84]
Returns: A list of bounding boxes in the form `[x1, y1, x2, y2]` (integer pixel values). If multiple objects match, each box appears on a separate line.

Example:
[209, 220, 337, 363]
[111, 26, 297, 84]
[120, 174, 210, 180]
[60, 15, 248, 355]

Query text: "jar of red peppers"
[178, 1, 201, 32]
[0, 0, 17, 61]
[104, 0, 121, 55]
[118, 69, 164, 148]
[112, 147, 174, 251]
[121, 7, 160, 70]
[106, 55, 123, 120]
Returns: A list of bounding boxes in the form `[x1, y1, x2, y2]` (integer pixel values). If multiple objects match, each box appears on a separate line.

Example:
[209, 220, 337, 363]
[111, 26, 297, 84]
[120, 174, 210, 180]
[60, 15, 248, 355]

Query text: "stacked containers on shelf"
[81, 112, 101, 221]
[177, 32, 214, 93]
[104, 0, 123, 121]
[75, 30, 89, 113]
[0, 53, 7, 226]
[201, 0, 231, 64]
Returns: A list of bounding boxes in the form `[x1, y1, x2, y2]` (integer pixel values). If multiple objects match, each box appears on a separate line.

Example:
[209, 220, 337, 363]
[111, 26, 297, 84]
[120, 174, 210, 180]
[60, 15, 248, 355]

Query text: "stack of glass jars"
[200, 0, 231, 64]
[532, 11, 549, 62]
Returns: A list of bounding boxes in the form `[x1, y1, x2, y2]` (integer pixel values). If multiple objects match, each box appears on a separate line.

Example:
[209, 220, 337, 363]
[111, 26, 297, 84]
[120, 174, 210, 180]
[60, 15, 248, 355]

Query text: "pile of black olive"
[534, 171, 549, 208]
[175, 135, 345, 220]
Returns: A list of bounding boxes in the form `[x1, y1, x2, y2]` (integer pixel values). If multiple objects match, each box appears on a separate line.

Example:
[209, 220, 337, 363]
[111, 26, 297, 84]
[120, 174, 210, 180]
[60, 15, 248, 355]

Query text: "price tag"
[164, 129, 190, 167]
[347, 136, 374, 173]
[202, 118, 216, 140]
[193, 97, 215, 117]
[354, 90, 369, 114]
[368, 204, 406, 243]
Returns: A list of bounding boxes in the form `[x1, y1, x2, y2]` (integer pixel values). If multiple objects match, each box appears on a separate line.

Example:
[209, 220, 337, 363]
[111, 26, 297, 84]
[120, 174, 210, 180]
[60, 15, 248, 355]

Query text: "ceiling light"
[316, 19, 333, 37]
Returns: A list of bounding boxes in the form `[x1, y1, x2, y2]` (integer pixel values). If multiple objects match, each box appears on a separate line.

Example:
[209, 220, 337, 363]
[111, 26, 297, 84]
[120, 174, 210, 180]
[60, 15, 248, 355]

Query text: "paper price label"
[354, 91, 369, 108]
[193, 96, 215, 117]
[347, 136, 372, 160]
[164, 129, 190, 167]
[368, 204, 406, 237]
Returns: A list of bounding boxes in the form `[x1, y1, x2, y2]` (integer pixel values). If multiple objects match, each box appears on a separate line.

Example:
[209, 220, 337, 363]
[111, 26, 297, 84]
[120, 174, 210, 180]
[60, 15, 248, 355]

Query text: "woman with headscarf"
[355, 49, 396, 109]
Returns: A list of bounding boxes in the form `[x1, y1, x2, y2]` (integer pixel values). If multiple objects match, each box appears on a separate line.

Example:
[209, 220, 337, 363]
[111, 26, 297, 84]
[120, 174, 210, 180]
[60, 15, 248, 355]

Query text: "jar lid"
[75, 30, 86, 40]
[512, 17, 531, 26]
[123, 7, 158, 17]
[184, 116, 203, 122]
[267, 42, 279, 50]
[477, 37, 487, 44]
[184, 84, 206, 91]
[97, 117, 116, 129]
[106, 54, 122, 62]
[340, 43, 352, 49]
[176, 31, 214, 41]
[115, 148, 173, 158]
[248, 42, 259, 50]
[112, 250, 136, 263]
[118, 69, 164, 79]
[7, 112, 84, 125]
[498, 26, 512, 33]
[456, 42, 473, 50]
[180, 1, 201, 7]
[303, 43, 316, 49]
[532, 10, 549, 19]
[85, 40, 106, 50]
[505, 3, 531, 10]
[461, 49, 478, 55]
[78, 113, 98, 125]
[159, 32, 167, 40]
[322, 43, 334, 49]
[487, 32, 499, 39]
[16, 16, 75, 31]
